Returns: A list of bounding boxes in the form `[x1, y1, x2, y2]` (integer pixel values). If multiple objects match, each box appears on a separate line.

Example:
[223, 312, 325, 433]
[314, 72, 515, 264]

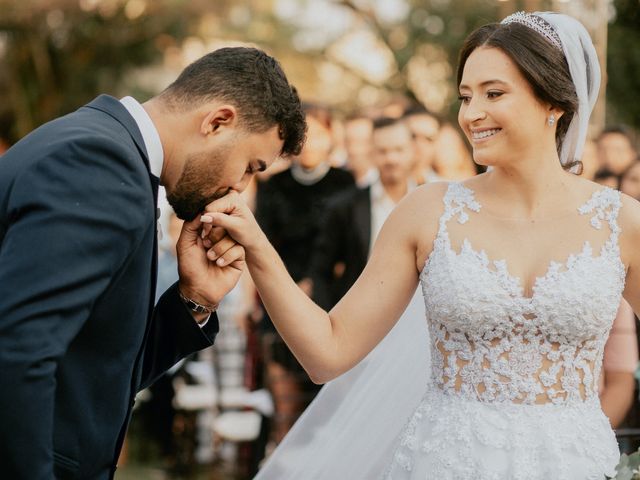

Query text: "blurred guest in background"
[310, 116, 416, 310]
[343, 113, 378, 188]
[156, 211, 183, 302]
[433, 122, 478, 179]
[597, 150, 640, 429]
[594, 168, 620, 189]
[597, 125, 638, 175]
[402, 104, 441, 185]
[255, 102, 355, 443]
[0, 136, 9, 155]
[580, 139, 600, 180]
[600, 301, 639, 428]
[620, 161, 640, 201]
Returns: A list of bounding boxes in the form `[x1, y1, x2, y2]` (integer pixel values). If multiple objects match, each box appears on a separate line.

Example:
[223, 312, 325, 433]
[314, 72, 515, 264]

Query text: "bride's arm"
[620, 194, 640, 319]
[204, 184, 444, 383]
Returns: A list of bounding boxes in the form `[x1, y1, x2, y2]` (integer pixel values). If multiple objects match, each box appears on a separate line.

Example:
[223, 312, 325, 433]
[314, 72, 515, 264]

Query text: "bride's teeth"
[473, 129, 499, 140]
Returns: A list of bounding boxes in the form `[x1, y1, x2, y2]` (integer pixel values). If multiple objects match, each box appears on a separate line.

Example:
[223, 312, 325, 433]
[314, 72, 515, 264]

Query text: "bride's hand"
[201, 191, 269, 260]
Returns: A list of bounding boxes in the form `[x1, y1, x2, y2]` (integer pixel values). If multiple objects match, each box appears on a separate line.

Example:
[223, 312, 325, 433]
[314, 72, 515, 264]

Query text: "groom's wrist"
[177, 285, 218, 322]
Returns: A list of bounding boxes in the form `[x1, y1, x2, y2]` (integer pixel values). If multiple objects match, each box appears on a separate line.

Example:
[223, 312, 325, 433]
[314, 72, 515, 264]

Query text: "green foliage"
[609, 449, 640, 480]
[1, 0, 638, 142]
[0, 1, 198, 141]
[606, 0, 640, 131]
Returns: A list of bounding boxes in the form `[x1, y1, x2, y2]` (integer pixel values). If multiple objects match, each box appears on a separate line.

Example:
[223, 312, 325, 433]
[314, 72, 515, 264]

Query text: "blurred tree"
[238, 0, 506, 120]
[0, 0, 228, 142]
[336, 0, 499, 114]
[1, 0, 637, 142]
[606, 0, 640, 131]
[323, 0, 503, 117]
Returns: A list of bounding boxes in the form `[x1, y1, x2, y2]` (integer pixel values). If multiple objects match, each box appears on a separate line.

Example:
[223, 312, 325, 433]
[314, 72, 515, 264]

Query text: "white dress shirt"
[119, 96, 164, 177]
[368, 179, 416, 255]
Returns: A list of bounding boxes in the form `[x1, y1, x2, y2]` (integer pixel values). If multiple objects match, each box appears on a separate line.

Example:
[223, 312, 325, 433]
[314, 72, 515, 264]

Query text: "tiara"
[501, 12, 563, 51]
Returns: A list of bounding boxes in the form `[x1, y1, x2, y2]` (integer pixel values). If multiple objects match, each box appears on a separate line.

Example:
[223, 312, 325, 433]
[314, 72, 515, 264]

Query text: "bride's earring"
[548, 113, 556, 127]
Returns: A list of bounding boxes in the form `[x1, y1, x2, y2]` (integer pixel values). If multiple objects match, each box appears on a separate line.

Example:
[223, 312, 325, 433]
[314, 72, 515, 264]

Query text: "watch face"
[191, 301, 210, 314]
[179, 291, 215, 313]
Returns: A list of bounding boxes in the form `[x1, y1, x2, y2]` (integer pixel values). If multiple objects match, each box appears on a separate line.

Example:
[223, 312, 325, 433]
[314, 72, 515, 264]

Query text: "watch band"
[178, 290, 217, 314]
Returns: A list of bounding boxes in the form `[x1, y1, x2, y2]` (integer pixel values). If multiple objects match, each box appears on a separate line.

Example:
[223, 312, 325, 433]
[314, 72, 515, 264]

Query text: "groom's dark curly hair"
[160, 47, 306, 157]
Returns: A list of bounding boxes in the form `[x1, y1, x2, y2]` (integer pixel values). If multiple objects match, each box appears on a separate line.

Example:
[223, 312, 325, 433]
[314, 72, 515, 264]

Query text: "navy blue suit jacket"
[309, 187, 371, 309]
[0, 95, 219, 479]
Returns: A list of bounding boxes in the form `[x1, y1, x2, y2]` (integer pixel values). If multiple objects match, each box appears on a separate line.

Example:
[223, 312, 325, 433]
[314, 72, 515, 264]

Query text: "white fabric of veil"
[535, 12, 601, 169]
[254, 289, 429, 480]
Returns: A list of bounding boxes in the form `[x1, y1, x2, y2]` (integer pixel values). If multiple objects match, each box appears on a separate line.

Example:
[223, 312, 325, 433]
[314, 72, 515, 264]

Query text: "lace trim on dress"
[420, 182, 625, 405]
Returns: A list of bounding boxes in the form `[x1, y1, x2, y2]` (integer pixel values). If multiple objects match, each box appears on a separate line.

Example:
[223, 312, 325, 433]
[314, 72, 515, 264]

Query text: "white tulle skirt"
[254, 289, 430, 480]
[384, 388, 619, 480]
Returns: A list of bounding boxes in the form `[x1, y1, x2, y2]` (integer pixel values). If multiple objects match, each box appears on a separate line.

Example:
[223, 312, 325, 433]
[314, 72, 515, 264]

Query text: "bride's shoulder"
[393, 181, 456, 264]
[397, 177, 484, 219]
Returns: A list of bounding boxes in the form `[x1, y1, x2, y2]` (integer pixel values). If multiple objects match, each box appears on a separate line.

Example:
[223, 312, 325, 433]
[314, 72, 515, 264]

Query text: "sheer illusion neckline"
[447, 238, 600, 301]
[422, 183, 624, 302]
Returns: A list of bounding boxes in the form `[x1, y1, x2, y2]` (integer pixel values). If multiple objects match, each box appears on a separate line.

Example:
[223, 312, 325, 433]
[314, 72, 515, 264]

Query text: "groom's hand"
[176, 213, 245, 318]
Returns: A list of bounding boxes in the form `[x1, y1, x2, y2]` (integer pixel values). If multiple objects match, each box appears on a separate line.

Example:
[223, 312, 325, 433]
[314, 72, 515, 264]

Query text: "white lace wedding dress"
[384, 182, 623, 479]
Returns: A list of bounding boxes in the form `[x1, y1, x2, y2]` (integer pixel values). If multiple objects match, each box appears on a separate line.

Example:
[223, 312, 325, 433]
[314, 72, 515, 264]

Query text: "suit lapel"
[84, 95, 151, 171]
[84, 95, 160, 297]
[84, 95, 159, 202]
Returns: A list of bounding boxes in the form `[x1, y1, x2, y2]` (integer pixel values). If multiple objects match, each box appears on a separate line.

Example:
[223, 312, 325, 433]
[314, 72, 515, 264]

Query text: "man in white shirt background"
[308, 116, 417, 310]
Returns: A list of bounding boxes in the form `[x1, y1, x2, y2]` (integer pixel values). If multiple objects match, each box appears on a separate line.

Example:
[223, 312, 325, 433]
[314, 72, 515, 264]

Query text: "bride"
[203, 11, 640, 479]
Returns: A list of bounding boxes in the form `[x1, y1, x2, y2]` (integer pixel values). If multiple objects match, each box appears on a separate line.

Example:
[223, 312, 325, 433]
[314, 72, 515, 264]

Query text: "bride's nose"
[462, 98, 487, 124]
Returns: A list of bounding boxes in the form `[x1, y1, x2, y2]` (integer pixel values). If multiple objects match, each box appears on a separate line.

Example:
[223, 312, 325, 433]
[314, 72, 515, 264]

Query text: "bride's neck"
[485, 153, 575, 219]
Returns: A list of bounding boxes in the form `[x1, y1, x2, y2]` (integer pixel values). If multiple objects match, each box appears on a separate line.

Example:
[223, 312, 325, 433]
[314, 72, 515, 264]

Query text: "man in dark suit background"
[309, 116, 416, 310]
[0, 47, 305, 479]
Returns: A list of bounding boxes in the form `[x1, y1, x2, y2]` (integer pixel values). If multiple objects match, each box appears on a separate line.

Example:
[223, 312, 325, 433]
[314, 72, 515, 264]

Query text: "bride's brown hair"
[457, 21, 581, 172]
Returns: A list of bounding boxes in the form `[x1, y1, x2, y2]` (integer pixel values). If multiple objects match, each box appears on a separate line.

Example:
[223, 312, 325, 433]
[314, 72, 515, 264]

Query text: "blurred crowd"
[53, 103, 637, 478]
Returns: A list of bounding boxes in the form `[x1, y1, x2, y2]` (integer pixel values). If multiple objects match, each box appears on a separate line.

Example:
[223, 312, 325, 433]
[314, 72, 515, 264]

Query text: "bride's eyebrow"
[459, 79, 509, 90]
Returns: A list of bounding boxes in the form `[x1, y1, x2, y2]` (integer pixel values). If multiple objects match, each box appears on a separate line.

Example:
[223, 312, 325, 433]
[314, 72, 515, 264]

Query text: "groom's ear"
[200, 105, 238, 136]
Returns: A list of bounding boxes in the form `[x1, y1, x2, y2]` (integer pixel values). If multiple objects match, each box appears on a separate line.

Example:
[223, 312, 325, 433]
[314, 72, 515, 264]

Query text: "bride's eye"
[458, 95, 471, 104]
[486, 91, 504, 99]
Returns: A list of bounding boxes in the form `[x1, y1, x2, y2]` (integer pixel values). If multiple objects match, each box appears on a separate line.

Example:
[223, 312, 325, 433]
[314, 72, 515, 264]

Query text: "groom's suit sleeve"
[308, 199, 349, 310]
[139, 282, 219, 390]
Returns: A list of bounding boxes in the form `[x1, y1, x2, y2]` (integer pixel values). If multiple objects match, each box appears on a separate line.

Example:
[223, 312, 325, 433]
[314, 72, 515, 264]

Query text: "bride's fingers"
[214, 244, 245, 267]
[200, 215, 214, 247]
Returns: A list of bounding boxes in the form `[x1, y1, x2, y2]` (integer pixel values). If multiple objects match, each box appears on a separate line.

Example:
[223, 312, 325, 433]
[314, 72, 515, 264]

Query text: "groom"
[0, 47, 305, 479]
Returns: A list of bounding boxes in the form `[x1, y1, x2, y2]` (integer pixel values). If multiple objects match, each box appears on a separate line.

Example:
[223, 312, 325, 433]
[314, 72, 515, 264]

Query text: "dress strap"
[437, 182, 482, 238]
[578, 187, 623, 250]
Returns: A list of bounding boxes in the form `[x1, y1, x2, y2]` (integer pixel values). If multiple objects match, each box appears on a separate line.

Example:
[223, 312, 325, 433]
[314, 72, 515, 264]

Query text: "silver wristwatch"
[178, 290, 217, 314]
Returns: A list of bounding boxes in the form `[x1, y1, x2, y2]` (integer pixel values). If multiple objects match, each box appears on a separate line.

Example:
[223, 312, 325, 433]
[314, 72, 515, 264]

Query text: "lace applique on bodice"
[421, 182, 626, 405]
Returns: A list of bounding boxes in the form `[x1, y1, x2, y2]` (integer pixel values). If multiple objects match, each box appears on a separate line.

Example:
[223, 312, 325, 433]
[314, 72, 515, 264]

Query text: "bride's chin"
[471, 154, 493, 168]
